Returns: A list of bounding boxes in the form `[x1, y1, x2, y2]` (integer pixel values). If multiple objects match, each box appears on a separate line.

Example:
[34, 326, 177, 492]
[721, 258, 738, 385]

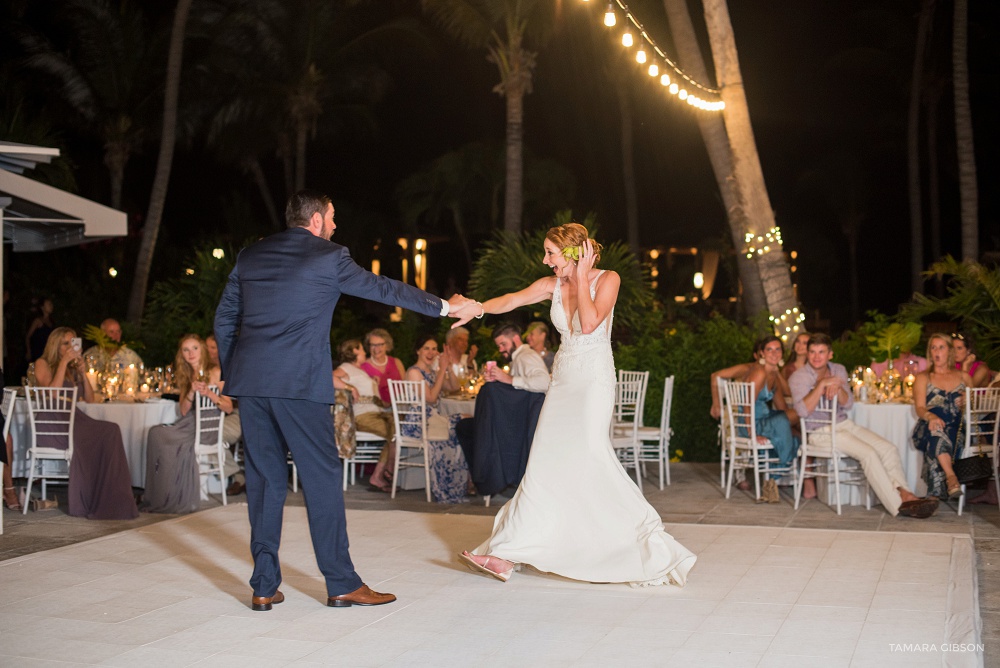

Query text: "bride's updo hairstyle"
[546, 222, 603, 265]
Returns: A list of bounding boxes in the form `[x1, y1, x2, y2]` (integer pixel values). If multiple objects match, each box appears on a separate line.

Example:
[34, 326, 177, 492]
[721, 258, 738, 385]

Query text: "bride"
[455, 223, 697, 587]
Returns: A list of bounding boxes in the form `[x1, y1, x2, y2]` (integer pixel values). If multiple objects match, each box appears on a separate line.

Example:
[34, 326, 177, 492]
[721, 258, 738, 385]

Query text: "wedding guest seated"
[790, 333, 938, 518]
[525, 321, 555, 372]
[335, 339, 396, 492]
[952, 332, 992, 388]
[32, 327, 138, 519]
[404, 335, 470, 503]
[782, 331, 810, 381]
[440, 326, 478, 394]
[83, 318, 143, 369]
[869, 349, 927, 377]
[142, 334, 236, 513]
[456, 323, 549, 496]
[359, 328, 406, 404]
[912, 334, 973, 500]
[709, 351, 760, 420]
[206, 334, 245, 496]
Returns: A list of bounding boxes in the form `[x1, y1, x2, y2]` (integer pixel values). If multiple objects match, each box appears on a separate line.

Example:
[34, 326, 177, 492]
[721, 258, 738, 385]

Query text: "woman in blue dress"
[912, 333, 972, 500]
[744, 337, 798, 486]
[403, 335, 470, 503]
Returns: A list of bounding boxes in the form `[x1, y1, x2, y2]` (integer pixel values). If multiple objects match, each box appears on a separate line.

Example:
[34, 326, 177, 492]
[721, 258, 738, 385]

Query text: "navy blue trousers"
[239, 396, 363, 597]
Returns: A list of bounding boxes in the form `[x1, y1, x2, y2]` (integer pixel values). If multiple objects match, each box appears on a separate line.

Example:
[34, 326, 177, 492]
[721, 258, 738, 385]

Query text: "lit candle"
[86, 368, 99, 391]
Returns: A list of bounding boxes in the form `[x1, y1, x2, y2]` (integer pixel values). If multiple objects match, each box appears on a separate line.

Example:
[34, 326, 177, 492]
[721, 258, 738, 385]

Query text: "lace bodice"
[550, 271, 615, 385]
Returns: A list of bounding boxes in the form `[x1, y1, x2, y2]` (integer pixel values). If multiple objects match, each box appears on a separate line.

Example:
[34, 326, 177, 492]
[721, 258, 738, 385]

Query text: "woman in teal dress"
[912, 333, 972, 499]
[745, 336, 798, 469]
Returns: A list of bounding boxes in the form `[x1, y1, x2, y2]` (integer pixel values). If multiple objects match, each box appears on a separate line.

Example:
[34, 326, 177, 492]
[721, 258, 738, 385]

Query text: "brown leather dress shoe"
[327, 584, 396, 608]
[226, 480, 246, 496]
[898, 498, 939, 519]
[251, 589, 285, 611]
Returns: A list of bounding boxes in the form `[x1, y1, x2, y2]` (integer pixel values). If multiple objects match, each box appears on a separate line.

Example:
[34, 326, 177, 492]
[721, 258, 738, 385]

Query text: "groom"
[215, 190, 477, 610]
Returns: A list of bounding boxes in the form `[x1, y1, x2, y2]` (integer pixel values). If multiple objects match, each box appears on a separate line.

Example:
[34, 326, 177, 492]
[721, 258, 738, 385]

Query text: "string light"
[604, 3, 616, 26]
[769, 307, 807, 341]
[593, 0, 725, 112]
[743, 226, 783, 259]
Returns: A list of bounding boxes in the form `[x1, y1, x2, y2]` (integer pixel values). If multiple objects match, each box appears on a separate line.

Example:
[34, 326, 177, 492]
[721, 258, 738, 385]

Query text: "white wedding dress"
[473, 271, 697, 586]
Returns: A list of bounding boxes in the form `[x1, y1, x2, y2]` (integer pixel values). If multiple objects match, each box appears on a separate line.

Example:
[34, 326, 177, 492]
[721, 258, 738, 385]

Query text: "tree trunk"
[953, 0, 978, 261]
[503, 82, 524, 234]
[926, 77, 944, 297]
[245, 157, 282, 230]
[614, 79, 640, 253]
[702, 0, 797, 332]
[662, 0, 766, 318]
[294, 121, 308, 193]
[126, 0, 193, 325]
[907, 0, 933, 294]
[448, 203, 474, 272]
[103, 141, 128, 211]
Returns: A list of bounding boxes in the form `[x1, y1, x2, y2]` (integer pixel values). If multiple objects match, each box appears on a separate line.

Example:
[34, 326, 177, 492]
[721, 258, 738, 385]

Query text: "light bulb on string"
[669, 83, 679, 94]
[648, 63, 658, 77]
[679, 89, 688, 100]
[603, 3, 616, 26]
[621, 31, 633, 47]
[636, 49, 647, 64]
[660, 73, 670, 86]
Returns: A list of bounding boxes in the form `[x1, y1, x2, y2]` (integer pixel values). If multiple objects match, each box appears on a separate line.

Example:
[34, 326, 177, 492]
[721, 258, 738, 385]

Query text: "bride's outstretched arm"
[450, 277, 555, 327]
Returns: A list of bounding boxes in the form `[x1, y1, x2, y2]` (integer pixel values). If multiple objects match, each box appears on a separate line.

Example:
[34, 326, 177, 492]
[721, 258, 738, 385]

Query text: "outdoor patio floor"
[1, 462, 996, 666]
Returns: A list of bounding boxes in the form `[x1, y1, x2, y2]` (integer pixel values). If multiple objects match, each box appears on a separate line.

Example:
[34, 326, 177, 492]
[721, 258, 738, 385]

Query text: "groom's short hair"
[286, 190, 331, 228]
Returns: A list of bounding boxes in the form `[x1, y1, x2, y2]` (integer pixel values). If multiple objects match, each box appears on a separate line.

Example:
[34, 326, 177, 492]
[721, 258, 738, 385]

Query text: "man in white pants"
[789, 333, 938, 519]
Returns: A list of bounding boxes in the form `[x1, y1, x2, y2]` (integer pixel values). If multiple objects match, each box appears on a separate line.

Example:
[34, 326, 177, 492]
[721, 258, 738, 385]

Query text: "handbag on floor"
[953, 451, 994, 484]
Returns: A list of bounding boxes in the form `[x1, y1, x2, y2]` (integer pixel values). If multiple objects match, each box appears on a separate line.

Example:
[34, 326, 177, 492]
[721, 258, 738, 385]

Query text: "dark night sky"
[8, 0, 998, 335]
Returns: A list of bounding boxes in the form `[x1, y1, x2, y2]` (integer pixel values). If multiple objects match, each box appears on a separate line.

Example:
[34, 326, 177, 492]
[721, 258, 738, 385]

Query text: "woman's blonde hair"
[546, 223, 603, 264]
[173, 334, 216, 399]
[925, 333, 955, 369]
[40, 327, 78, 380]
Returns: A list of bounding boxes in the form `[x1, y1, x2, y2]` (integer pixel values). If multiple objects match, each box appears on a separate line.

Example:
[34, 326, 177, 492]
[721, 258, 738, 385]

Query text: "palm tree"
[194, 0, 429, 200]
[907, 0, 934, 294]
[11, 0, 163, 210]
[422, 0, 557, 234]
[395, 142, 502, 271]
[661, 0, 766, 319]
[127, 0, 194, 325]
[701, 0, 797, 329]
[952, 0, 978, 261]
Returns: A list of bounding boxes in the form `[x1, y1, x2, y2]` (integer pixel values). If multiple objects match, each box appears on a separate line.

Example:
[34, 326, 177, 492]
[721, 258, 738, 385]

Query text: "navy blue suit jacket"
[214, 227, 444, 404]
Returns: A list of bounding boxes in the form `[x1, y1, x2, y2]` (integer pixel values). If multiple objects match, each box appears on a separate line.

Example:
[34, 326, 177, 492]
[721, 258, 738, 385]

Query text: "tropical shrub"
[615, 313, 761, 463]
[142, 245, 238, 364]
[902, 257, 1000, 369]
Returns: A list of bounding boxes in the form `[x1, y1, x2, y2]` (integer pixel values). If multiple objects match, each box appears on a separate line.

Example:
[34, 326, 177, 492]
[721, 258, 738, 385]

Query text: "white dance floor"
[0, 505, 982, 667]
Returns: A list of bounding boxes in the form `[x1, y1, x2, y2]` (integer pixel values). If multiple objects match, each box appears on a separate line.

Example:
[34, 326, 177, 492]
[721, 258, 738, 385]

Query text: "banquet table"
[820, 401, 925, 505]
[439, 395, 476, 418]
[10, 396, 179, 488]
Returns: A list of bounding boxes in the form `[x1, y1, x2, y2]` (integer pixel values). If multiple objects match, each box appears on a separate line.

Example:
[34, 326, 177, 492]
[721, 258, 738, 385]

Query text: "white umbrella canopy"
[0, 141, 127, 368]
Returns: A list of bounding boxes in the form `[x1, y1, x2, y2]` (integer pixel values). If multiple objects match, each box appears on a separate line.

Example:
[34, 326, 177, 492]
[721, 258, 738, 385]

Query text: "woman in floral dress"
[912, 333, 973, 499]
[403, 335, 470, 503]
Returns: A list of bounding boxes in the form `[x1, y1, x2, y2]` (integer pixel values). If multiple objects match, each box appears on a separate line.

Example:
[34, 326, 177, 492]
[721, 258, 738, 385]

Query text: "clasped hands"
[446, 293, 483, 328]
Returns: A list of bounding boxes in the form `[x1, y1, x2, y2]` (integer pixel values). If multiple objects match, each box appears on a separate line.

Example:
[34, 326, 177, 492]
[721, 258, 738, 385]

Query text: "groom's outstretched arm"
[334, 245, 473, 319]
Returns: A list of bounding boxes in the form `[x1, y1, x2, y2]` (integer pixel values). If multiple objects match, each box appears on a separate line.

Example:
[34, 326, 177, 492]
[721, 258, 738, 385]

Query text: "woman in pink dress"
[359, 328, 406, 488]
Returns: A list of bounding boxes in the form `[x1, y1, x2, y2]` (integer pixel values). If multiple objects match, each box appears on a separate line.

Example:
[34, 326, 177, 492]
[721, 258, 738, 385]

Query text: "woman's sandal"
[946, 475, 962, 500]
[3, 487, 21, 511]
[459, 551, 512, 582]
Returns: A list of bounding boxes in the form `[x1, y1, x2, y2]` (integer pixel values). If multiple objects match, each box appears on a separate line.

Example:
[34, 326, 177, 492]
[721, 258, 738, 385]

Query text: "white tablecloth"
[439, 396, 476, 417]
[10, 398, 179, 487]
